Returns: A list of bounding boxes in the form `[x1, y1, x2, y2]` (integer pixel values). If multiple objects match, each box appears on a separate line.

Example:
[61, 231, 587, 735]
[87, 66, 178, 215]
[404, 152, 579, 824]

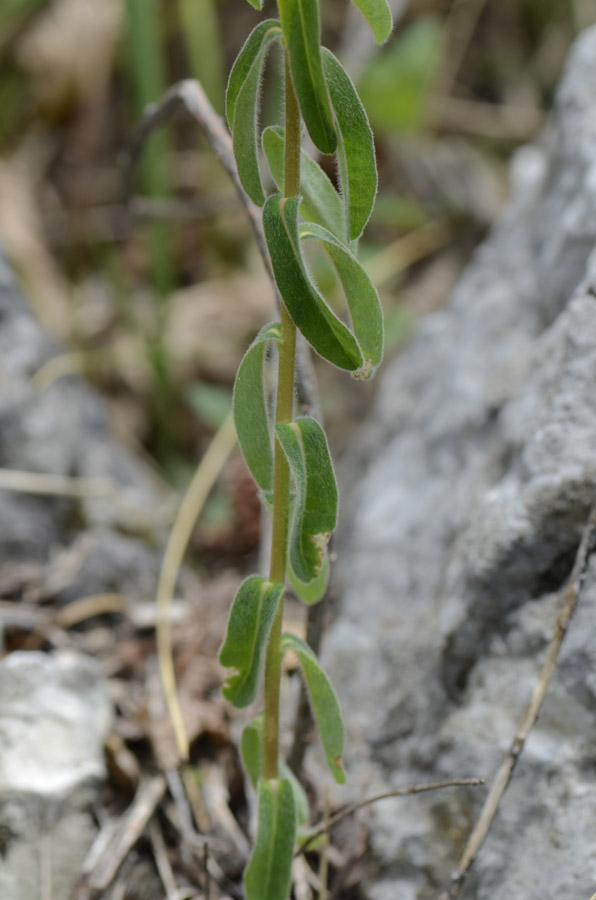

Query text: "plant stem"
[262, 54, 300, 781]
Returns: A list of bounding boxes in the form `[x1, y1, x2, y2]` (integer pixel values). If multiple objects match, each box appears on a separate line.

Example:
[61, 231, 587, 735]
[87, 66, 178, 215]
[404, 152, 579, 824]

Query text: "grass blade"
[177, 0, 225, 112]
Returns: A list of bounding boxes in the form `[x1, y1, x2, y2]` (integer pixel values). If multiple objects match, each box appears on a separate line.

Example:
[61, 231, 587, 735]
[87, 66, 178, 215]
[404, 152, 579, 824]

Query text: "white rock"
[0, 650, 112, 795]
[0, 651, 112, 900]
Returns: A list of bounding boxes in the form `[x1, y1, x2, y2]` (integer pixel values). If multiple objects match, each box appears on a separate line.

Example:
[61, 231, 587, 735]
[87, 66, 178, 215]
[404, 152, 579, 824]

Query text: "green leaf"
[226, 20, 282, 205]
[225, 19, 281, 128]
[352, 0, 393, 44]
[300, 222, 383, 376]
[219, 576, 284, 708]
[281, 633, 346, 784]
[240, 717, 309, 824]
[233, 322, 281, 493]
[244, 778, 297, 900]
[322, 49, 377, 240]
[240, 717, 263, 788]
[282, 763, 310, 826]
[263, 194, 364, 371]
[275, 417, 337, 584]
[357, 18, 442, 132]
[262, 126, 346, 242]
[278, 0, 336, 153]
[244, 0, 264, 9]
[289, 553, 329, 605]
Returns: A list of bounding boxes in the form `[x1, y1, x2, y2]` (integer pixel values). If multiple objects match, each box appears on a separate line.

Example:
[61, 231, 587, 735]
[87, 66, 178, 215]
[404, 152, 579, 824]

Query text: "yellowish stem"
[262, 53, 300, 781]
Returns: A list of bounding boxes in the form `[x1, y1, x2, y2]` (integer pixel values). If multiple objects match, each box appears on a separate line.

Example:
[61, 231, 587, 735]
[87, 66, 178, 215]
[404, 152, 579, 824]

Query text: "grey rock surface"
[0, 250, 166, 582]
[0, 651, 112, 900]
[327, 26, 596, 900]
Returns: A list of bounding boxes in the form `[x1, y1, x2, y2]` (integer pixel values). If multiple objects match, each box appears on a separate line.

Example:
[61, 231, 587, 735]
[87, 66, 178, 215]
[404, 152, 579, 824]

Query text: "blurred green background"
[0, 0, 593, 502]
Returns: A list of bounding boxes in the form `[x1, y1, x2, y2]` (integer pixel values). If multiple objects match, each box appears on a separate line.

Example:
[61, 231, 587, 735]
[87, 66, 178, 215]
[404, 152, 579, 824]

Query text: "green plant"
[218, 1, 391, 897]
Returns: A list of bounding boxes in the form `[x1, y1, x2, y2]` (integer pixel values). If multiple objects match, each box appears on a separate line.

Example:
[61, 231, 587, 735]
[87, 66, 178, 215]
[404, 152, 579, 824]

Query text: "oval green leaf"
[240, 716, 263, 788]
[281, 633, 346, 784]
[244, 778, 297, 900]
[262, 125, 346, 242]
[264, 194, 363, 371]
[219, 576, 284, 708]
[225, 19, 281, 128]
[300, 222, 383, 377]
[278, 0, 336, 153]
[226, 20, 282, 205]
[233, 321, 281, 493]
[275, 417, 338, 585]
[352, 0, 392, 44]
[289, 552, 329, 605]
[240, 717, 309, 823]
[322, 48, 377, 240]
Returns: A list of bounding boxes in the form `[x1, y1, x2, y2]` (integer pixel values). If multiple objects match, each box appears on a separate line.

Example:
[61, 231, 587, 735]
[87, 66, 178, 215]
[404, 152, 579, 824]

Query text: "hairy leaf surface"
[278, 0, 336, 153]
[219, 576, 284, 707]
[262, 125, 346, 241]
[226, 20, 281, 205]
[233, 322, 280, 493]
[226, 19, 281, 127]
[275, 417, 337, 584]
[240, 717, 263, 788]
[322, 48, 377, 239]
[300, 222, 383, 375]
[352, 0, 392, 44]
[240, 717, 309, 822]
[289, 552, 329, 605]
[281, 633, 346, 783]
[244, 778, 297, 900]
[264, 194, 363, 370]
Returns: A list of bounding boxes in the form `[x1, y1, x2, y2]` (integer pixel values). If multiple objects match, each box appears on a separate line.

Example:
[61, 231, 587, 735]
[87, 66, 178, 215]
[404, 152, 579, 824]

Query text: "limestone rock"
[0, 651, 112, 900]
[0, 248, 165, 583]
[327, 26, 596, 899]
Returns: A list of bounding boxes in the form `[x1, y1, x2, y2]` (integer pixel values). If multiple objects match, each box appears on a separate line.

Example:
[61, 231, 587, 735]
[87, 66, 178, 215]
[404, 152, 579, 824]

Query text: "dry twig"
[121, 79, 274, 294]
[149, 818, 179, 900]
[87, 775, 166, 893]
[0, 466, 172, 529]
[443, 502, 596, 899]
[297, 778, 485, 857]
